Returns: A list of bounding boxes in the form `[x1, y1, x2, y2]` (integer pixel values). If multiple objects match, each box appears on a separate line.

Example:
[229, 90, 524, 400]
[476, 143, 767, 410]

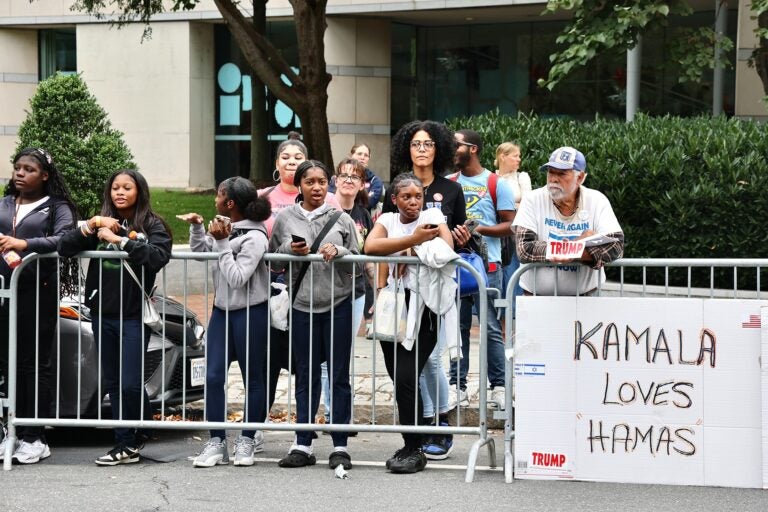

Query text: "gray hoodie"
[269, 204, 359, 313]
[189, 219, 270, 310]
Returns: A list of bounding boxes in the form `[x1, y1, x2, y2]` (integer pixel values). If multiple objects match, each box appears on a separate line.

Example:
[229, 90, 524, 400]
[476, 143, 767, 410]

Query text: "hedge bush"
[14, 73, 136, 219]
[447, 111, 768, 287]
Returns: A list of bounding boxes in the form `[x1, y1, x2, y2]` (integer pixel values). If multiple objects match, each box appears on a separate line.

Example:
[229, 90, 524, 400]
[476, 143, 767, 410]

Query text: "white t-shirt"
[375, 207, 445, 290]
[512, 185, 622, 295]
[16, 196, 50, 224]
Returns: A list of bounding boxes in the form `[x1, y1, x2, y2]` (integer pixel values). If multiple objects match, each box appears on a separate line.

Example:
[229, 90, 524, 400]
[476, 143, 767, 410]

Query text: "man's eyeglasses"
[456, 141, 476, 148]
[410, 140, 436, 150]
[338, 173, 362, 183]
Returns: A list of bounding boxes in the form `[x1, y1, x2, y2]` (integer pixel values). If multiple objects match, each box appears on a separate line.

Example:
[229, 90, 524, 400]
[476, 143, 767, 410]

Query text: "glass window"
[391, 9, 737, 127]
[39, 29, 76, 81]
[214, 23, 300, 183]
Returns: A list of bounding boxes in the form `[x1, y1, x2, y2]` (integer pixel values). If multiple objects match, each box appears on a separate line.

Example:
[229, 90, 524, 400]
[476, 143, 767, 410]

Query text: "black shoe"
[388, 447, 427, 474]
[385, 446, 409, 470]
[328, 450, 352, 470]
[95, 444, 140, 466]
[278, 449, 316, 468]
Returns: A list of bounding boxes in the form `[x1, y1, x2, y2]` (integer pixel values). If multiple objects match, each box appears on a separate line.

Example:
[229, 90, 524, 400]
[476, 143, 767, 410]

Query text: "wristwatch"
[119, 237, 129, 250]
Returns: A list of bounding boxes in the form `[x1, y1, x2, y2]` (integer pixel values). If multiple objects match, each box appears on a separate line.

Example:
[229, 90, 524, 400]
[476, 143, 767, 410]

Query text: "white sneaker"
[13, 439, 51, 464]
[490, 387, 506, 410]
[253, 430, 264, 453]
[233, 436, 255, 466]
[0, 434, 19, 461]
[193, 437, 229, 467]
[449, 388, 470, 409]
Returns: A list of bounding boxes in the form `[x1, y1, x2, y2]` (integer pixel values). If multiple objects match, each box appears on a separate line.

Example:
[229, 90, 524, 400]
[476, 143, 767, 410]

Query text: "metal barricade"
[2, 251, 496, 480]
[500, 258, 768, 483]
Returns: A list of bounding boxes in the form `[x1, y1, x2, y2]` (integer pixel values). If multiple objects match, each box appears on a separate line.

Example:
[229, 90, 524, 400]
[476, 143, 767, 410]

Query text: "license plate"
[190, 358, 206, 387]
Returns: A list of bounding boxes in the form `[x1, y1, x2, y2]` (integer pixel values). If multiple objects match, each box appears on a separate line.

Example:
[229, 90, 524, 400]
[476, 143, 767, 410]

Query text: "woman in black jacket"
[58, 169, 171, 466]
[0, 148, 76, 464]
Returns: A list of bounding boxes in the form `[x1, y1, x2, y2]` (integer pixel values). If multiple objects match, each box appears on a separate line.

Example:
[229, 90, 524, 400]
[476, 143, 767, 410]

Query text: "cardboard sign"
[514, 297, 768, 488]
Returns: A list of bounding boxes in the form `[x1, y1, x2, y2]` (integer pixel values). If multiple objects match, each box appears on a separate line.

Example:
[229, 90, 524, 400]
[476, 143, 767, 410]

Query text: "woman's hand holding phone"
[291, 234, 309, 255]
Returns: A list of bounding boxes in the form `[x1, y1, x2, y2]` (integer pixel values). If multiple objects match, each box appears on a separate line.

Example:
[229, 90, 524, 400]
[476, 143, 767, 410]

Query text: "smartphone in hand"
[422, 224, 438, 229]
[291, 234, 306, 245]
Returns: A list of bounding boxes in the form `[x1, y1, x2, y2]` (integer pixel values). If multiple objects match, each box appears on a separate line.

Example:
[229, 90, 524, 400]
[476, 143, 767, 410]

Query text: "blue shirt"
[453, 169, 515, 264]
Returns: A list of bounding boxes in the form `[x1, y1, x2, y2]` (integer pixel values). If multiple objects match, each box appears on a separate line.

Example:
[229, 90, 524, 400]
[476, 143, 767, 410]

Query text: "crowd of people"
[0, 122, 623, 473]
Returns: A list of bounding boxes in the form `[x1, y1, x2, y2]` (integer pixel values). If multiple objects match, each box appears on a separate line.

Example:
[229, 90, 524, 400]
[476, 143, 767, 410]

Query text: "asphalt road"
[2, 428, 766, 512]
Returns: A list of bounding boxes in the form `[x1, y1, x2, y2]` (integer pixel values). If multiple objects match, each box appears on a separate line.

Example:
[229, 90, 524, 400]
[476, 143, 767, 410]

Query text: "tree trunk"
[755, 9, 768, 96]
[290, 0, 333, 166]
[249, 0, 269, 182]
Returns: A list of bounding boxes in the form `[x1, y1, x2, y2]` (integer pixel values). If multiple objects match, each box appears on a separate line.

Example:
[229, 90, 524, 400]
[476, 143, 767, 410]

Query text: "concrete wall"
[734, 0, 767, 119]
[77, 21, 215, 188]
[0, 29, 37, 180]
[325, 17, 392, 182]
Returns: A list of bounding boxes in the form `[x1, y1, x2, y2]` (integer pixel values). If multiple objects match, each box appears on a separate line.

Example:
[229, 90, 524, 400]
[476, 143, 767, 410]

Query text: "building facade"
[0, 0, 764, 187]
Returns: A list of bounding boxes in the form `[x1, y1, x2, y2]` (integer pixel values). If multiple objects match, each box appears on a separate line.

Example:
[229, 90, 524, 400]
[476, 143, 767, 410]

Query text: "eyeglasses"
[337, 173, 362, 183]
[456, 141, 476, 148]
[410, 140, 436, 150]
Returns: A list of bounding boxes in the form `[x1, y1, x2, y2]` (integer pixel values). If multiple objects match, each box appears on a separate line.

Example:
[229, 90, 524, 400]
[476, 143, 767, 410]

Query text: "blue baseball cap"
[540, 146, 587, 172]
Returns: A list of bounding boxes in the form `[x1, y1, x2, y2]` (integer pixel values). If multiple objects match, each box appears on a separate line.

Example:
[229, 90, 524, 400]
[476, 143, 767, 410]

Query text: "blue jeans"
[502, 252, 524, 300]
[293, 298, 353, 448]
[93, 317, 152, 447]
[419, 321, 450, 417]
[322, 294, 364, 421]
[205, 304, 268, 439]
[450, 268, 506, 390]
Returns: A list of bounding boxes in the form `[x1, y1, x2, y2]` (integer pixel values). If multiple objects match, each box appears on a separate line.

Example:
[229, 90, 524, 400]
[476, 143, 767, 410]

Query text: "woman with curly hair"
[0, 148, 77, 464]
[382, 120, 466, 230]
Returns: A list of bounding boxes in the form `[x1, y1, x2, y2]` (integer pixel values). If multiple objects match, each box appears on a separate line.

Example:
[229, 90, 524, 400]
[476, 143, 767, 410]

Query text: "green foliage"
[541, 0, 692, 90]
[448, 110, 768, 286]
[668, 27, 733, 83]
[15, 73, 136, 218]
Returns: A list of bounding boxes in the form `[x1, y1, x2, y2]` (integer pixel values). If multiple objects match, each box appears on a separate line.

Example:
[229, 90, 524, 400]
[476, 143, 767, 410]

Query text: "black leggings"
[379, 305, 438, 449]
[0, 279, 57, 442]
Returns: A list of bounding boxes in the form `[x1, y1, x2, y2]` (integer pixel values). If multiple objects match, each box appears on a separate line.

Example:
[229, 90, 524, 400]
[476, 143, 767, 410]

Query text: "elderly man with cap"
[511, 146, 624, 295]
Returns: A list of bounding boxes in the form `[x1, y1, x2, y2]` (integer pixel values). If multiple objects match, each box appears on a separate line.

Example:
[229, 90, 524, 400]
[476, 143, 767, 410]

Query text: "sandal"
[328, 450, 352, 470]
[278, 449, 316, 468]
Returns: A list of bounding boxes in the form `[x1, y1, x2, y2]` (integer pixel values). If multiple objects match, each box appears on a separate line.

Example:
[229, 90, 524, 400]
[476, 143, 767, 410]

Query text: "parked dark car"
[49, 294, 206, 418]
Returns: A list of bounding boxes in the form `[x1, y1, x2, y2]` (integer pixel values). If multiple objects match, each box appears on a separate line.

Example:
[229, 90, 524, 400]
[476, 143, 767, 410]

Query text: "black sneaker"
[328, 450, 352, 470]
[388, 447, 427, 474]
[95, 444, 140, 466]
[385, 447, 409, 470]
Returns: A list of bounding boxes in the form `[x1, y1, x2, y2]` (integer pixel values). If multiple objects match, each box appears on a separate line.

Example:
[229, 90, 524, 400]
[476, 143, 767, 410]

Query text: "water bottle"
[0, 232, 22, 269]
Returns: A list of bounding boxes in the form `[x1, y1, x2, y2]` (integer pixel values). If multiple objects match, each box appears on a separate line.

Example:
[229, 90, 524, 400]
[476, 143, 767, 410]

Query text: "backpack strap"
[488, 171, 498, 209]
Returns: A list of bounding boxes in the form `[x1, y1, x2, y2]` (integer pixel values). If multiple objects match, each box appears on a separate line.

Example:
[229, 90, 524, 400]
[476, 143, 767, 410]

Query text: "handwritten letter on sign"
[514, 297, 767, 488]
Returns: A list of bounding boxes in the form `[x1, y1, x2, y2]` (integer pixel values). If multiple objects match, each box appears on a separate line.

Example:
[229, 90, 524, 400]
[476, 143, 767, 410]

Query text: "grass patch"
[151, 189, 217, 244]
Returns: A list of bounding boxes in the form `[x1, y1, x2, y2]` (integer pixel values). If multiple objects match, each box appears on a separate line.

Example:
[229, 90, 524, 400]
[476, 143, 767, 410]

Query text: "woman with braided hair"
[0, 147, 77, 464]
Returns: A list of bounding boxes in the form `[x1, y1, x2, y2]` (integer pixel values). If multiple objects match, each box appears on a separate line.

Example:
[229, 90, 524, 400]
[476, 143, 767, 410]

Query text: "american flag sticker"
[741, 314, 761, 328]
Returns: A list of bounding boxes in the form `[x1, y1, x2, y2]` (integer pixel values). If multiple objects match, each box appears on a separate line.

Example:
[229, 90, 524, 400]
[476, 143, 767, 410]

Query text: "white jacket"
[403, 237, 461, 360]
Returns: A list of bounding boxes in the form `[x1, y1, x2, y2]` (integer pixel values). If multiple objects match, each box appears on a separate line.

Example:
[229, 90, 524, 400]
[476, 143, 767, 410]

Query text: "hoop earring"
[273, 169, 280, 182]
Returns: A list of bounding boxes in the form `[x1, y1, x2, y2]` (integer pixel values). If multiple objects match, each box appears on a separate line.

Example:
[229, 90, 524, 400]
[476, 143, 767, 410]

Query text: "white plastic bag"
[373, 281, 407, 342]
[143, 297, 163, 332]
[269, 282, 290, 331]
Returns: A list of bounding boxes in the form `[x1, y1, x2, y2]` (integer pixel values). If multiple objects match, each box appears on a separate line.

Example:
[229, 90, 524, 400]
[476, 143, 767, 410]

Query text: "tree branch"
[214, 0, 302, 103]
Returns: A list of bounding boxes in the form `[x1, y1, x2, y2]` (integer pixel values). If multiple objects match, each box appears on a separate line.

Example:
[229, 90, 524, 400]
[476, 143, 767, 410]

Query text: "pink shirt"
[258, 184, 341, 236]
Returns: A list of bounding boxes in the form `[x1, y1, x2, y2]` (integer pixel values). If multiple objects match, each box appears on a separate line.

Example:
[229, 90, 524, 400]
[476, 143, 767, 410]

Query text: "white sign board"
[514, 297, 768, 488]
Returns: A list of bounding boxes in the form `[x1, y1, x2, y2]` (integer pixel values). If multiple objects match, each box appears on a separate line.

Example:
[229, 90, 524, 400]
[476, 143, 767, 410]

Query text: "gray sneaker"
[193, 437, 229, 468]
[233, 436, 255, 466]
[253, 430, 264, 453]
